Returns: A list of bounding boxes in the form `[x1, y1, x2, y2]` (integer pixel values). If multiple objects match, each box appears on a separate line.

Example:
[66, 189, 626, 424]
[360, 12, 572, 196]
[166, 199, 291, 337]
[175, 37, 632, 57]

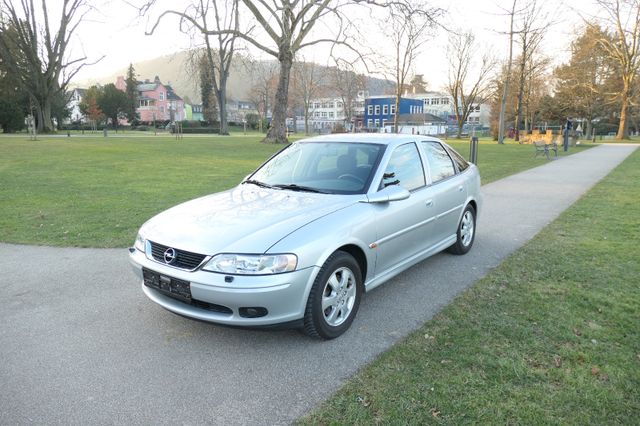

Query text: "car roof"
[295, 133, 443, 147]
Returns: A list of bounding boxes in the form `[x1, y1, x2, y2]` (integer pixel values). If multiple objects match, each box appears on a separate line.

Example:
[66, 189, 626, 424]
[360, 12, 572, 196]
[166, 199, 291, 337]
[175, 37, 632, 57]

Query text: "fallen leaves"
[553, 355, 562, 368]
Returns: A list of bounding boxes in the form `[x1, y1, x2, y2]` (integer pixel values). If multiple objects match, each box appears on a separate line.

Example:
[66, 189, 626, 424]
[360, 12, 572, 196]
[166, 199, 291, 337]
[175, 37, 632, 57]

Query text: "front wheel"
[447, 204, 476, 255]
[303, 251, 363, 339]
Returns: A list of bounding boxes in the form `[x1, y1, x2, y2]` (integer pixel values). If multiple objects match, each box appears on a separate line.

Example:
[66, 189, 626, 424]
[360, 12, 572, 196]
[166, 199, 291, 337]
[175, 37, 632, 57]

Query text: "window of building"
[322, 111, 328, 117]
[475, 105, 481, 112]
[329, 112, 334, 118]
[337, 102, 343, 108]
[367, 105, 373, 115]
[159, 92, 164, 101]
[381, 143, 425, 191]
[390, 104, 396, 115]
[383, 104, 389, 115]
[442, 98, 449, 104]
[367, 119, 373, 127]
[315, 112, 321, 118]
[328, 102, 334, 108]
[382, 119, 387, 128]
[160, 106, 165, 113]
[374, 119, 380, 127]
[314, 102, 320, 109]
[321, 102, 328, 108]
[374, 105, 380, 115]
[422, 141, 455, 183]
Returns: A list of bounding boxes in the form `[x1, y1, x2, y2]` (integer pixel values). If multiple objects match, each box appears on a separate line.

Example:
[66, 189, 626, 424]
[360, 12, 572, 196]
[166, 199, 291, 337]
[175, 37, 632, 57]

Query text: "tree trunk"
[217, 76, 229, 135]
[498, 0, 517, 144]
[41, 97, 54, 133]
[586, 118, 593, 140]
[304, 103, 310, 135]
[617, 87, 629, 140]
[457, 122, 463, 139]
[264, 51, 292, 144]
[393, 95, 400, 133]
[514, 56, 526, 143]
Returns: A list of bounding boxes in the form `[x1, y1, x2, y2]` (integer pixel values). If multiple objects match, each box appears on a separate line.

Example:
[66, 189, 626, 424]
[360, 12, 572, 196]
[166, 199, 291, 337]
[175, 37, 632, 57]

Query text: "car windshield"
[247, 141, 385, 194]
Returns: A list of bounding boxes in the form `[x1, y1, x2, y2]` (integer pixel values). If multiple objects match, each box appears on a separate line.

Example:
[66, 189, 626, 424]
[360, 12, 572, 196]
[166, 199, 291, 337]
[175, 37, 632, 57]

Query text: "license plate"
[142, 268, 192, 302]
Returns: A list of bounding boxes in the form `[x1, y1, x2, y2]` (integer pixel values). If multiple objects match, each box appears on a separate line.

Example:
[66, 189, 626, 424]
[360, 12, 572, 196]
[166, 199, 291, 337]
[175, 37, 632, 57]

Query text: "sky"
[64, 0, 601, 91]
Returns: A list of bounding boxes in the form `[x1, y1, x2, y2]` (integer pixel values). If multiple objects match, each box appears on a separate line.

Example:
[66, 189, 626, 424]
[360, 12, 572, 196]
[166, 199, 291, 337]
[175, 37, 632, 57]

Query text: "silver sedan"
[129, 134, 481, 339]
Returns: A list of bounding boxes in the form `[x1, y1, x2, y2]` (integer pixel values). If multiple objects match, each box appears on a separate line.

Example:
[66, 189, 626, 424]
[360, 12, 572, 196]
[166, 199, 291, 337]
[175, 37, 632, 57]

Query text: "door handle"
[425, 199, 433, 207]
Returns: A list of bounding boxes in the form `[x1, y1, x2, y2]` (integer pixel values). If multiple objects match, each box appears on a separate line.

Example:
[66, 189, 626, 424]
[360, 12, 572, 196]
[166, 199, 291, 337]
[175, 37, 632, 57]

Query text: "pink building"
[116, 75, 185, 123]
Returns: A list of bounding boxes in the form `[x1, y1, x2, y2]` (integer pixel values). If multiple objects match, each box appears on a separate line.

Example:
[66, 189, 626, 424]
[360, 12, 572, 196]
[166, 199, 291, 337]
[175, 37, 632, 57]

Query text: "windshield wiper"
[273, 183, 328, 194]
[242, 179, 275, 189]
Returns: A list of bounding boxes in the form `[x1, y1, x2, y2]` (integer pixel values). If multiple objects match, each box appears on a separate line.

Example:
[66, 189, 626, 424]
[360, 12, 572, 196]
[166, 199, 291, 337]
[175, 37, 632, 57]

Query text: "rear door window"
[422, 141, 456, 184]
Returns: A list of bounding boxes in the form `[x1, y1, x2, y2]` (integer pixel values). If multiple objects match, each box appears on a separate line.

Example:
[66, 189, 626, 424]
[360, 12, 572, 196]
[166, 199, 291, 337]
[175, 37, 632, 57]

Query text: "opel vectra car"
[129, 134, 481, 339]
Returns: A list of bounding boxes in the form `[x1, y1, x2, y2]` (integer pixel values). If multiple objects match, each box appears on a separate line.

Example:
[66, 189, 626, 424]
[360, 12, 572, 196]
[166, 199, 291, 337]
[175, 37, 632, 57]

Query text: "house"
[383, 113, 447, 135]
[67, 88, 87, 123]
[307, 90, 368, 132]
[364, 96, 423, 130]
[191, 104, 203, 121]
[406, 91, 491, 128]
[115, 75, 185, 123]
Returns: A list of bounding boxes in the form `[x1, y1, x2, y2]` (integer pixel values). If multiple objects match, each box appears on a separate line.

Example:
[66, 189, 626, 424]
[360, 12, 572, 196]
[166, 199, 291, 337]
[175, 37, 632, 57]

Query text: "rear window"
[447, 146, 470, 172]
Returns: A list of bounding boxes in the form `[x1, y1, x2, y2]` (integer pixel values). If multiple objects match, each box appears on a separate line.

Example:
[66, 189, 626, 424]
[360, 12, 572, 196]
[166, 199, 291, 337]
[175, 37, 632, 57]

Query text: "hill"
[74, 51, 394, 103]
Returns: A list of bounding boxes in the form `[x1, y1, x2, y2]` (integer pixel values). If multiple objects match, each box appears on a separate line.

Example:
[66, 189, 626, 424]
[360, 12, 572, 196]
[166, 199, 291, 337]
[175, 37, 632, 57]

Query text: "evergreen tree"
[125, 64, 139, 124]
[199, 60, 217, 125]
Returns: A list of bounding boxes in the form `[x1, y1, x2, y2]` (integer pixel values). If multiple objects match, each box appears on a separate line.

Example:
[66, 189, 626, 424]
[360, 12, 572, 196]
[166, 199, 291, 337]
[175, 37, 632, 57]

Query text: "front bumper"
[129, 248, 319, 327]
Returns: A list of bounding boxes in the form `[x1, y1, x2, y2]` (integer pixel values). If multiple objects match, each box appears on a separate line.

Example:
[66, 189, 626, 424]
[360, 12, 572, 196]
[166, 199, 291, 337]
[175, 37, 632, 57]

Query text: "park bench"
[533, 140, 558, 160]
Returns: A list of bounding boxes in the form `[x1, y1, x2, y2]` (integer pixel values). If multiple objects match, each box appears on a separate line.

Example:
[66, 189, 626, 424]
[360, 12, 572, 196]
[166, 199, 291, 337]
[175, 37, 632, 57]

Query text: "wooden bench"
[533, 140, 558, 160]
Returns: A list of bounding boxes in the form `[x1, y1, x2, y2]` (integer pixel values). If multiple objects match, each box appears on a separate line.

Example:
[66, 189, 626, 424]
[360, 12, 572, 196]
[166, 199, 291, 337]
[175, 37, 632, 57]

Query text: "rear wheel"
[303, 251, 363, 339]
[447, 204, 476, 255]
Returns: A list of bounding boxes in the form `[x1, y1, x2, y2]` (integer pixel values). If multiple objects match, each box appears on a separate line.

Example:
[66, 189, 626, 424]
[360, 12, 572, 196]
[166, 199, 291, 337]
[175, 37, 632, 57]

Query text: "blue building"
[364, 96, 423, 130]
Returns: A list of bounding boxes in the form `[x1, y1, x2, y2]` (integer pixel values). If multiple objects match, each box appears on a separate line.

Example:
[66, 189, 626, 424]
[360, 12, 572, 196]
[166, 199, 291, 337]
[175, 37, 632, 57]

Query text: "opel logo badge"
[163, 248, 177, 264]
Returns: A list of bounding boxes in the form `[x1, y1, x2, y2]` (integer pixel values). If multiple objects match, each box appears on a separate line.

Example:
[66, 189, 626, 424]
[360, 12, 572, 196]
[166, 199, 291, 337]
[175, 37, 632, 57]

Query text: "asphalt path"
[1, 144, 637, 425]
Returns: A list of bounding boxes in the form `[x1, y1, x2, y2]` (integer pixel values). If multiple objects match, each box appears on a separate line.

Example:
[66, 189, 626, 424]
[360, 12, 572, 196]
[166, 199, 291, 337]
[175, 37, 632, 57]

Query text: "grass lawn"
[301, 149, 640, 424]
[0, 133, 593, 248]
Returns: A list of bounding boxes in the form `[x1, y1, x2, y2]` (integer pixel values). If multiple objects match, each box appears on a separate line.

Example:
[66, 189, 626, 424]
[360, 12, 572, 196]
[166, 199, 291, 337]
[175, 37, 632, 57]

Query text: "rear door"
[421, 141, 467, 245]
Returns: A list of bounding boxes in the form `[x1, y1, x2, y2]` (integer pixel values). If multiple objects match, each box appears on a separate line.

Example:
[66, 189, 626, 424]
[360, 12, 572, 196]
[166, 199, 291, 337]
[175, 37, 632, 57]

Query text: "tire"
[447, 204, 476, 255]
[303, 251, 363, 340]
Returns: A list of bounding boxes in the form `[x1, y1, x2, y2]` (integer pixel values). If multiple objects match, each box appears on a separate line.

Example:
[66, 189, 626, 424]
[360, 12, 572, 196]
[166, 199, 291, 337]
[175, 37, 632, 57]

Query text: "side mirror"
[365, 185, 410, 203]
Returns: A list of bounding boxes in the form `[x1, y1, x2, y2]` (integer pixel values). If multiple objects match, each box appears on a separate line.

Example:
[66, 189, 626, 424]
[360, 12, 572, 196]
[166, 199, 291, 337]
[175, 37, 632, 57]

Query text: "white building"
[307, 90, 369, 132]
[67, 88, 87, 123]
[406, 91, 491, 128]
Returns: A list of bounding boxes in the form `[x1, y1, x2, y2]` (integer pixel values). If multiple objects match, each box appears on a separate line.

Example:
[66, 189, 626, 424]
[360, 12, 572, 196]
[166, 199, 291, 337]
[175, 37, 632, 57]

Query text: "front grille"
[191, 299, 233, 314]
[149, 241, 207, 270]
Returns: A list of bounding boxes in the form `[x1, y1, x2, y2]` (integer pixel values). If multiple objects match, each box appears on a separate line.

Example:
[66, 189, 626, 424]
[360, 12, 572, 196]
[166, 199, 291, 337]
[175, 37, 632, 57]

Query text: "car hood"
[141, 185, 363, 255]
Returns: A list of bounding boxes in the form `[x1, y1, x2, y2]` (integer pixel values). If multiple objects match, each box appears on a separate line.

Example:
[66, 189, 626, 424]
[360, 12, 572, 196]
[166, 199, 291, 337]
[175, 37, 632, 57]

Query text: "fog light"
[239, 307, 268, 318]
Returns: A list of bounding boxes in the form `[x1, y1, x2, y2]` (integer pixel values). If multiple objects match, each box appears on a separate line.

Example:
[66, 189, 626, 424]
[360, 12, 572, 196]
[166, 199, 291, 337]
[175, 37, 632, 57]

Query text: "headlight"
[202, 253, 297, 275]
[134, 233, 146, 252]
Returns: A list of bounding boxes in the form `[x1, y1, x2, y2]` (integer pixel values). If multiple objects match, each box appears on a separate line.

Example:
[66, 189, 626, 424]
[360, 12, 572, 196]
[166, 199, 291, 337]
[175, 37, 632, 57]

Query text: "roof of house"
[398, 113, 447, 124]
[137, 83, 158, 92]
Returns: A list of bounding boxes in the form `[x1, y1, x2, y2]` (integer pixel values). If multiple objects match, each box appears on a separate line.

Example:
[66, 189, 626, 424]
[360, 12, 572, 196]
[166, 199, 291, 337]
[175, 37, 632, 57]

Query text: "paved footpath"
[0, 144, 637, 425]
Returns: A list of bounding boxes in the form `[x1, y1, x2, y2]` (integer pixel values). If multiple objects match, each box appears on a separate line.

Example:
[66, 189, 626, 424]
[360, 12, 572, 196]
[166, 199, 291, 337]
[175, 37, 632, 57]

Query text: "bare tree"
[144, 0, 441, 143]
[331, 58, 366, 131]
[381, 4, 439, 132]
[0, 0, 100, 132]
[148, 0, 238, 135]
[247, 59, 278, 133]
[292, 59, 325, 135]
[497, 0, 518, 144]
[445, 31, 494, 139]
[522, 54, 551, 132]
[587, 0, 640, 139]
[512, 0, 547, 142]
